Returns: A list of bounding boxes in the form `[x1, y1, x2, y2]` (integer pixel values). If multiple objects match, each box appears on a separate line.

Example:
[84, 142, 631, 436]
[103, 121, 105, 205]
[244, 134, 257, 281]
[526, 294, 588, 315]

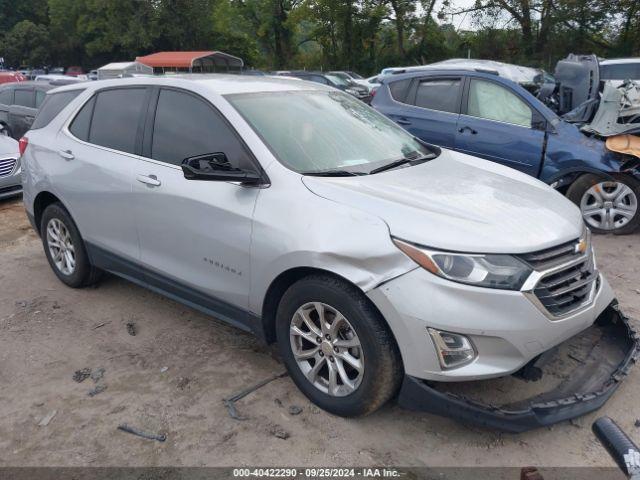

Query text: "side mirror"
[181, 153, 262, 185]
[531, 111, 548, 131]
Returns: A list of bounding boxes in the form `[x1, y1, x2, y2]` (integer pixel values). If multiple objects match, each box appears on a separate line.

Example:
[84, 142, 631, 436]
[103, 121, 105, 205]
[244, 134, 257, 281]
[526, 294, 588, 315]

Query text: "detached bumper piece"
[398, 303, 639, 433]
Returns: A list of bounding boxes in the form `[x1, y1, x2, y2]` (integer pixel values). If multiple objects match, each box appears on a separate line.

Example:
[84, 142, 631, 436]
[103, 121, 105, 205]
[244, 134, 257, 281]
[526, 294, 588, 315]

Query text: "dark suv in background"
[0, 81, 79, 139]
[275, 71, 371, 102]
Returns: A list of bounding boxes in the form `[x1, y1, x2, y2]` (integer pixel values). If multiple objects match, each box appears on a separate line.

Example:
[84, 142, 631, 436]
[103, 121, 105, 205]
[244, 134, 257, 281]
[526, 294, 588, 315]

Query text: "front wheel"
[566, 174, 640, 235]
[276, 274, 403, 417]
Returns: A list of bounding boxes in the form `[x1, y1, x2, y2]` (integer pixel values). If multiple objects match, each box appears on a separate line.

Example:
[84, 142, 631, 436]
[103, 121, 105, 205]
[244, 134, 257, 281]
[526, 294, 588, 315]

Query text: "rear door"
[383, 76, 463, 149]
[455, 77, 545, 177]
[55, 86, 148, 262]
[133, 87, 259, 313]
[8, 87, 36, 138]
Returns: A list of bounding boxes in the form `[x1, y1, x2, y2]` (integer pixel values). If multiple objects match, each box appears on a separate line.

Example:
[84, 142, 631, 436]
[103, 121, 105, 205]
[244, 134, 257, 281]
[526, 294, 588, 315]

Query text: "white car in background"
[0, 135, 21, 199]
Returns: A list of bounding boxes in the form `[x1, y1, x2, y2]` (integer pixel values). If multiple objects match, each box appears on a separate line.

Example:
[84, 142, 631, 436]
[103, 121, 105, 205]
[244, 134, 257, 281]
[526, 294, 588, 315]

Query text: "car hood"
[0, 136, 19, 157]
[302, 149, 583, 254]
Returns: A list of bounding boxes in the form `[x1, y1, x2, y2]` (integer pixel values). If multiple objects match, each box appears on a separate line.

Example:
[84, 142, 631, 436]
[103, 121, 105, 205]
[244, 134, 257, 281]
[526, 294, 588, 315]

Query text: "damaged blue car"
[372, 67, 640, 234]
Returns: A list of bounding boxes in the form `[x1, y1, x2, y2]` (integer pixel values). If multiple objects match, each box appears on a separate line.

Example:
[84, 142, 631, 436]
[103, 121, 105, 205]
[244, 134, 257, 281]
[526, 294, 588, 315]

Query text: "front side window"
[467, 79, 533, 127]
[14, 89, 34, 108]
[88, 88, 147, 154]
[414, 78, 461, 113]
[151, 88, 252, 169]
[228, 90, 433, 174]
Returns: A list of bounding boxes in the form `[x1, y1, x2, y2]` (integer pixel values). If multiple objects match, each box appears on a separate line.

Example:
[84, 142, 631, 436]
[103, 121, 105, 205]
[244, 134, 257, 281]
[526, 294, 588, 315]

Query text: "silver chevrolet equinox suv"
[21, 76, 638, 432]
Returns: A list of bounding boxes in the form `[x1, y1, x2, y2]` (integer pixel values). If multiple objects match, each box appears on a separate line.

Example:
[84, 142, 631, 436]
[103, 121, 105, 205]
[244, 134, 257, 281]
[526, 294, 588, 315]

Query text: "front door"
[455, 78, 545, 177]
[133, 87, 259, 315]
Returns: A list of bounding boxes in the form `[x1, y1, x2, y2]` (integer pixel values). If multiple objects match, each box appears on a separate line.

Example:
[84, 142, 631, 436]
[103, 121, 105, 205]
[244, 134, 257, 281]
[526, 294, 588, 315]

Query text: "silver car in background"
[0, 135, 21, 199]
[19, 76, 638, 432]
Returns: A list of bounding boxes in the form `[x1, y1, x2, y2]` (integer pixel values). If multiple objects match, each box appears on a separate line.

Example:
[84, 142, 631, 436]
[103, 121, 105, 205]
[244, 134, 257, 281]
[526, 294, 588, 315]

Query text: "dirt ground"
[1, 195, 639, 468]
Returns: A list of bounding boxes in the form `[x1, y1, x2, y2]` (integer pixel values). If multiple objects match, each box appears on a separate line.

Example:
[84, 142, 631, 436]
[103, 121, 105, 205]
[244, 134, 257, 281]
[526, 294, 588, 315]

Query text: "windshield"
[227, 90, 434, 174]
[325, 74, 351, 87]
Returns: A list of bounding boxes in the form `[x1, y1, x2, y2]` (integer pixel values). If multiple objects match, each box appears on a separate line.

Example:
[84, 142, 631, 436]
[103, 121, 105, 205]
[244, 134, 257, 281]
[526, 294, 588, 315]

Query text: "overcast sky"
[431, 0, 483, 31]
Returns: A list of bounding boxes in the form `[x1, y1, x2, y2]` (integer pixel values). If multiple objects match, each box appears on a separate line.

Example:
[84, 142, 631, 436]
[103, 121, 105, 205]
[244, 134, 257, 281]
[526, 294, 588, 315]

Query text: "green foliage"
[0, 0, 638, 74]
[1, 20, 50, 67]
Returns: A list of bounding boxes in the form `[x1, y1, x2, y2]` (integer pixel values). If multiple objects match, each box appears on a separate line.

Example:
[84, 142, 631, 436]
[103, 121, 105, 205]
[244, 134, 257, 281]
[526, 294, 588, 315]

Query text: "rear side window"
[69, 96, 95, 140]
[414, 78, 461, 113]
[151, 88, 252, 169]
[388, 79, 412, 103]
[87, 88, 147, 154]
[32, 90, 83, 130]
[14, 89, 34, 108]
[0, 88, 13, 105]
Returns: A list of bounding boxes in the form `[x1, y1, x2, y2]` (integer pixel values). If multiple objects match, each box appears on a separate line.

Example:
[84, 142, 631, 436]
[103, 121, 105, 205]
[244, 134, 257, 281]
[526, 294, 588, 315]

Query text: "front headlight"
[393, 238, 532, 290]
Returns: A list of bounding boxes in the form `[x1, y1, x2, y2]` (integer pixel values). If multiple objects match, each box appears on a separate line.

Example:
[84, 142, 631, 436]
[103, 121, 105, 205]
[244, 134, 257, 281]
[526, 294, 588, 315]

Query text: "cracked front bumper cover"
[397, 302, 639, 433]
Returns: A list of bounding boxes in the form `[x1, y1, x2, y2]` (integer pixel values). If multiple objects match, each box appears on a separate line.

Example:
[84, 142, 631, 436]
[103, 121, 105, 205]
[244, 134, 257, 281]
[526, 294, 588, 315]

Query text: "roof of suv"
[50, 74, 329, 96]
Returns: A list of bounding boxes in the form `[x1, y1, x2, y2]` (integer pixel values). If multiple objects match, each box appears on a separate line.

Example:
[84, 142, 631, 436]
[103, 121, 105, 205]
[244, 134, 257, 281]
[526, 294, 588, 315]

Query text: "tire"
[40, 203, 103, 288]
[566, 174, 640, 235]
[275, 274, 403, 417]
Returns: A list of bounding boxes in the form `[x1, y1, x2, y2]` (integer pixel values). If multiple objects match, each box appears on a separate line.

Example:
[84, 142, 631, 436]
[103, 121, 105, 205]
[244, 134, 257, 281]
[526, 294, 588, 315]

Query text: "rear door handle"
[458, 126, 478, 134]
[396, 118, 412, 126]
[137, 174, 161, 187]
[58, 150, 75, 160]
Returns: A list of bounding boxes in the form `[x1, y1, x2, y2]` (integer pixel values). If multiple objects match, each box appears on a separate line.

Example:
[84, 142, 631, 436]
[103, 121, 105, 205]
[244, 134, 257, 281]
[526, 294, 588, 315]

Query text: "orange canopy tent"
[136, 51, 244, 73]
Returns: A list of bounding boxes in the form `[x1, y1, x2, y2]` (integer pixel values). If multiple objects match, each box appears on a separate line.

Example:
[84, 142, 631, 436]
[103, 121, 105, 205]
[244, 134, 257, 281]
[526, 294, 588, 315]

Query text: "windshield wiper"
[302, 169, 367, 177]
[369, 154, 434, 174]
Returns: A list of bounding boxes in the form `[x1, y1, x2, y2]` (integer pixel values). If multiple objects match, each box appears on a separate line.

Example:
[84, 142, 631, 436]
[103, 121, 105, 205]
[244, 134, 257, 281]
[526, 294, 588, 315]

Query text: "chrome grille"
[0, 157, 17, 177]
[520, 234, 599, 318]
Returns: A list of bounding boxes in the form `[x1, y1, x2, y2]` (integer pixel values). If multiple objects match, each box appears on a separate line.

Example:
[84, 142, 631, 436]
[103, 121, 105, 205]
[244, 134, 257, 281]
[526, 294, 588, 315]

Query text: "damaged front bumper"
[397, 303, 639, 433]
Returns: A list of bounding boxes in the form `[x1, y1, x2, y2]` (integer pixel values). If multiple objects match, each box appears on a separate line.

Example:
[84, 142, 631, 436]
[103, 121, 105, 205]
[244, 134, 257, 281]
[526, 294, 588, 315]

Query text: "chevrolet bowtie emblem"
[575, 239, 587, 254]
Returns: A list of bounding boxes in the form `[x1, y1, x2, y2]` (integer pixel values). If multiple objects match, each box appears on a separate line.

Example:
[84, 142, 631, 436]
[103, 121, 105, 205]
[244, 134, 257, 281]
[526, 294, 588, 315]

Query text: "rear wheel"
[566, 174, 640, 235]
[276, 274, 403, 417]
[40, 203, 102, 287]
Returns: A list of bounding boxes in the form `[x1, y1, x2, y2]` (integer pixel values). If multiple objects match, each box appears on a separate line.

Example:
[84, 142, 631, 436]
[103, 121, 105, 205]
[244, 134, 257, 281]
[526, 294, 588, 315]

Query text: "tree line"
[1, 0, 638, 75]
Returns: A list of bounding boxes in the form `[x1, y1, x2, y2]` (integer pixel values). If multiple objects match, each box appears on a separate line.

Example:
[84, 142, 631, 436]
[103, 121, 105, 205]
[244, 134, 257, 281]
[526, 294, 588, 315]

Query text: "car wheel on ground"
[567, 173, 640, 235]
[275, 274, 403, 417]
[40, 203, 102, 287]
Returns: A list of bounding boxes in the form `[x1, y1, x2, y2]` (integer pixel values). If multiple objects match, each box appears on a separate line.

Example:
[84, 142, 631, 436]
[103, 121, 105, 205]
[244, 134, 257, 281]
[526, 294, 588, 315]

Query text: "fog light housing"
[428, 328, 476, 369]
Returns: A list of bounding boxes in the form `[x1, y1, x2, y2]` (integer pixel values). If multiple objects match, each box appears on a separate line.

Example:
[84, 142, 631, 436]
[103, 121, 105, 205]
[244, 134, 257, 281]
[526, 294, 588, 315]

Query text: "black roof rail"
[474, 68, 500, 75]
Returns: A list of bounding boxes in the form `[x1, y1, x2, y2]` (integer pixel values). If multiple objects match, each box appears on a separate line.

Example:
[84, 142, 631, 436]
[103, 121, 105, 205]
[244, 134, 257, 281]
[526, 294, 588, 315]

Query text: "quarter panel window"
[467, 79, 533, 127]
[88, 88, 147, 154]
[32, 89, 83, 130]
[14, 89, 34, 108]
[69, 96, 95, 141]
[151, 89, 252, 169]
[389, 79, 412, 103]
[414, 78, 461, 113]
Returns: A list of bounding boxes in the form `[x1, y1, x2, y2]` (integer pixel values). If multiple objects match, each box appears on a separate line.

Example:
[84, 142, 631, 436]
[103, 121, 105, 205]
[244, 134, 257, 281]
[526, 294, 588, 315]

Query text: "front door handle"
[136, 174, 161, 187]
[396, 118, 412, 126]
[58, 149, 75, 160]
[458, 126, 478, 135]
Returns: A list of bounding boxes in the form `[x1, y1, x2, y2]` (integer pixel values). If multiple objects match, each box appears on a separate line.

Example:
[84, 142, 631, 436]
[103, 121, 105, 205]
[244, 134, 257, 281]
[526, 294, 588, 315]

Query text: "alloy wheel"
[580, 181, 638, 231]
[46, 218, 76, 275]
[289, 302, 364, 397]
